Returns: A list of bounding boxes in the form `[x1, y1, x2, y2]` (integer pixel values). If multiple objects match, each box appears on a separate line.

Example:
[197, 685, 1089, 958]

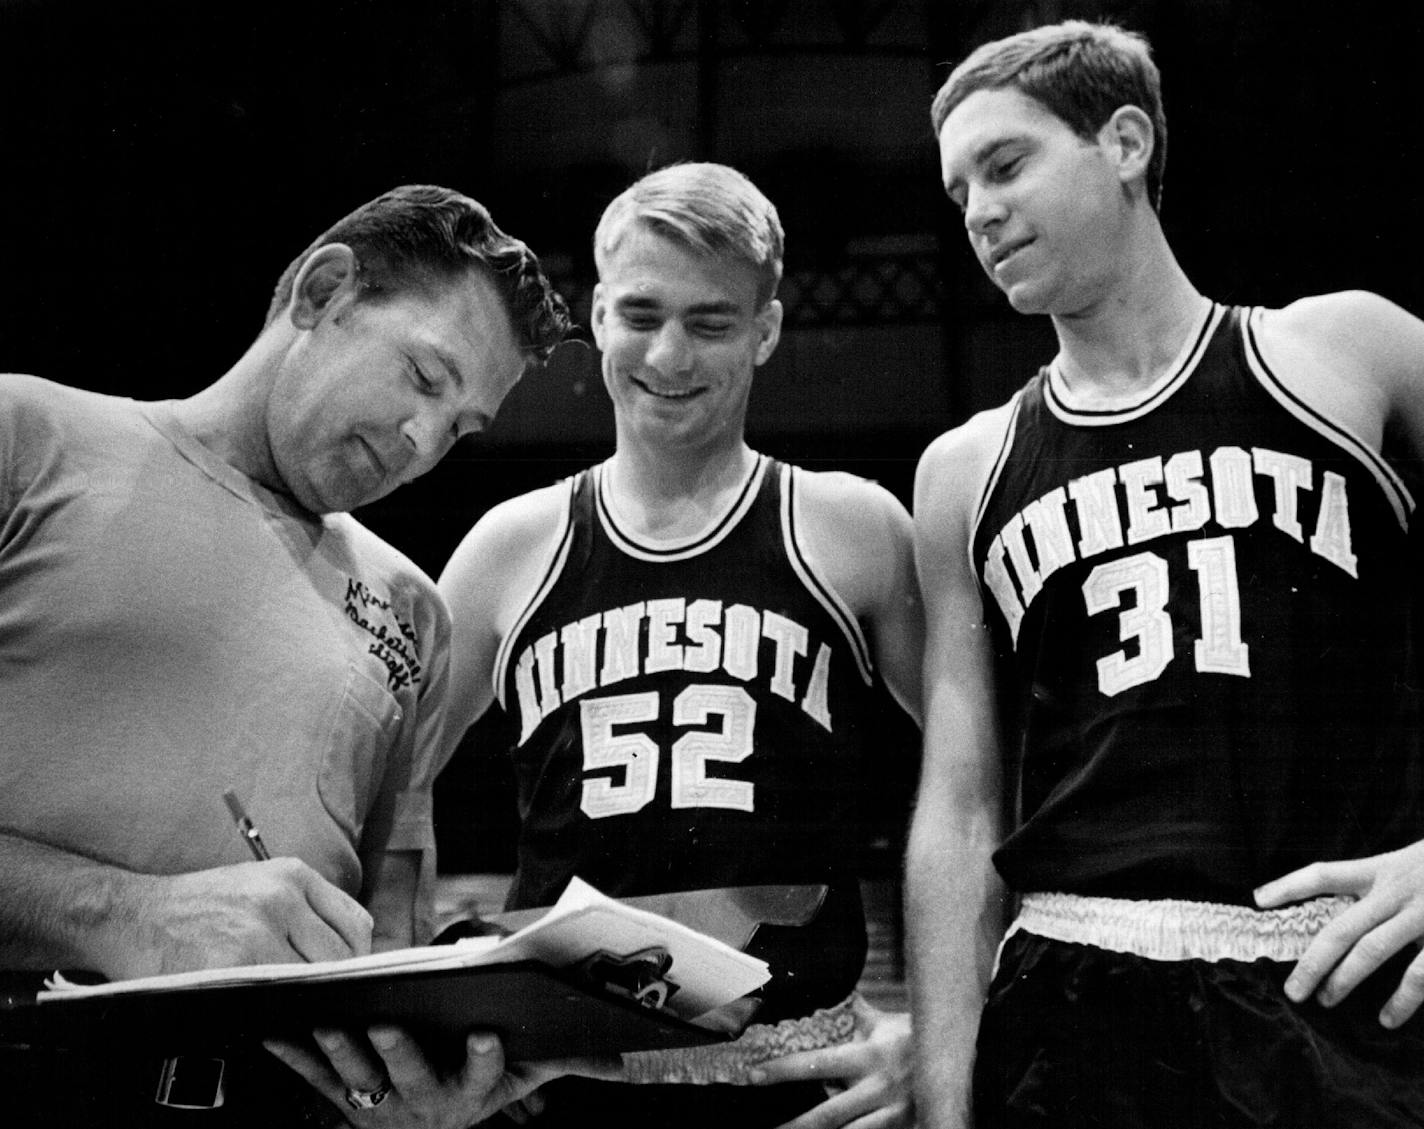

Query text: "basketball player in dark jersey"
[909, 20, 1424, 1129]
[438, 163, 922, 1128]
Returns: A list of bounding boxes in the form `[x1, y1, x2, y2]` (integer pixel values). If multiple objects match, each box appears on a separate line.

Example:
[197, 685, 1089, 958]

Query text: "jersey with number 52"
[494, 455, 882, 1018]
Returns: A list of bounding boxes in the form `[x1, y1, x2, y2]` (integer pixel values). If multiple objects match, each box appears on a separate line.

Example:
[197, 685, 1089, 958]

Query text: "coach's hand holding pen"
[201, 789, 374, 962]
[81, 796, 371, 982]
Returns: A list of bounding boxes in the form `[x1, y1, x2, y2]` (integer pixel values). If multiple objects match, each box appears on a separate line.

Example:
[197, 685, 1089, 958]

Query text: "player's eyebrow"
[615, 294, 744, 317]
[945, 135, 1029, 201]
[958, 136, 1025, 177]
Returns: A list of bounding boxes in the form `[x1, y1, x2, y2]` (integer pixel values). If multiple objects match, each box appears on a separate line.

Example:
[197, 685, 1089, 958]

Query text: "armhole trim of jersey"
[1243, 305, 1415, 531]
[968, 391, 1026, 576]
[493, 474, 579, 707]
[781, 464, 875, 686]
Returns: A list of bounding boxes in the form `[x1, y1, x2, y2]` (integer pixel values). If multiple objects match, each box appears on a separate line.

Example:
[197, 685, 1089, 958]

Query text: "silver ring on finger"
[344, 1078, 393, 1111]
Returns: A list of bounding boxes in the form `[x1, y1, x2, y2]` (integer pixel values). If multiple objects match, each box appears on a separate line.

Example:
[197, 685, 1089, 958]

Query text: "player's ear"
[753, 299, 782, 367]
[288, 244, 360, 330]
[1102, 105, 1154, 189]
[590, 282, 609, 351]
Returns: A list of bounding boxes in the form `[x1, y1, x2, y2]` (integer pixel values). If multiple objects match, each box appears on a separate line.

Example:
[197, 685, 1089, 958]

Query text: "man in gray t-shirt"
[0, 184, 570, 1127]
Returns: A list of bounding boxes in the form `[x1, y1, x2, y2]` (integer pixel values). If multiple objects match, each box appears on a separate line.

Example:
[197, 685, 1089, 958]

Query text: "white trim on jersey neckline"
[594, 453, 768, 562]
[492, 456, 880, 706]
[966, 302, 1418, 566]
[1044, 299, 1223, 426]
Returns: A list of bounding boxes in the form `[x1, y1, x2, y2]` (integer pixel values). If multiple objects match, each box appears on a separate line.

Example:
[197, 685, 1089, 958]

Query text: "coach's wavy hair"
[931, 20, 1168, 213]
[594, 162, 784, 308]
[264, 184, 570, 363]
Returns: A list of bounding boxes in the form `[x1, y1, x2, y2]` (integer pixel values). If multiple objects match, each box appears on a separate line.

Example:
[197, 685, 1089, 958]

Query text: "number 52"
[579, 684, 757, 818]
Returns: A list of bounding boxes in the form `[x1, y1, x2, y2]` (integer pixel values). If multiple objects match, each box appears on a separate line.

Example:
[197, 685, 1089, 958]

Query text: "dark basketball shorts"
[973, 893, 1424, 1129]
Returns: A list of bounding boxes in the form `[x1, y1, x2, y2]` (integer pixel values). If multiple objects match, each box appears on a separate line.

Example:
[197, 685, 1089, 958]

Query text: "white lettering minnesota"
[513, 602, 835, 743]
[984, 444, 1358, 646]
[982, 444, 1362, 696]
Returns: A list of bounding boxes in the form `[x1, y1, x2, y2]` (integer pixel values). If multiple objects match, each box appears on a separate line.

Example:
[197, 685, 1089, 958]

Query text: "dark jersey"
[495, 454, 880, 1019]
[970, 303, 1424, 903]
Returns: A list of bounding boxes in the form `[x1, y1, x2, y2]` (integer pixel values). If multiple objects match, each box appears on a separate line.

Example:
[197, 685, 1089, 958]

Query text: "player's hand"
[1255, 839, 1424, 1027]
[106, 858, 371, 978]
[749, 996, 913, 1129]
[494, 1053, 625, 1122]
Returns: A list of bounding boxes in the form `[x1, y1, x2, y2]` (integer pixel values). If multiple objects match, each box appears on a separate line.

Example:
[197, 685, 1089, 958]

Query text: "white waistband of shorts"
[1009, 892, 1355, 963]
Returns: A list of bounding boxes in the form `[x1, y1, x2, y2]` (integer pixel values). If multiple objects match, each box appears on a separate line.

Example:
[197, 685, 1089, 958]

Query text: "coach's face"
[268, 249, 525, 514]
[592, 223, 781, 455]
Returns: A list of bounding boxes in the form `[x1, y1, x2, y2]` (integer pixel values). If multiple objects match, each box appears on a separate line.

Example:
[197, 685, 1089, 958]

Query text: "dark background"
[5, 0, 1421, 873]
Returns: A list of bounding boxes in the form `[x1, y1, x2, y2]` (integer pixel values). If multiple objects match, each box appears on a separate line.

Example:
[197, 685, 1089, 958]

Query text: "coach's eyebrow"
[431, 346, 468, 391]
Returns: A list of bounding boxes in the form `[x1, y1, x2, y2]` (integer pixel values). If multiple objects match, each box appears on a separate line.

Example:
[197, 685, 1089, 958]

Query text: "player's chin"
[1002, 281, 1053, 316]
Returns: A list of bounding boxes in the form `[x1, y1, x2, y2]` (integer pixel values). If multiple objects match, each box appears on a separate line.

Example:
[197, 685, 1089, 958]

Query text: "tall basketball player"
[438, 162, 923, 1129]
[910, 19, 1424, 1129]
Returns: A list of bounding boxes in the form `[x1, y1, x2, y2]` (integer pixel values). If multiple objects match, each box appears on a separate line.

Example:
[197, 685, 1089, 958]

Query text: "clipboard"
[1, 958, 724, 1063]
[0, 881, 829, 1064]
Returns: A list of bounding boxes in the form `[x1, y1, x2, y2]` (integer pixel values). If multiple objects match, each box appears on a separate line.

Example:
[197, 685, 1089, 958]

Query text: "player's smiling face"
[592, 222, 781, 454]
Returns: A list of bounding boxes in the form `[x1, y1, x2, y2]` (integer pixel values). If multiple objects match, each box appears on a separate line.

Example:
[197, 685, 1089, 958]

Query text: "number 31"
[1082, 535, 1250, 696]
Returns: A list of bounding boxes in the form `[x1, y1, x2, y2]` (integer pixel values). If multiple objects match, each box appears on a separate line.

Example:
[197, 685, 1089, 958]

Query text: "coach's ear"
[288, 244, 360, 330]
[753, 298, 782, 367]
[1101, 105, 1154, 190]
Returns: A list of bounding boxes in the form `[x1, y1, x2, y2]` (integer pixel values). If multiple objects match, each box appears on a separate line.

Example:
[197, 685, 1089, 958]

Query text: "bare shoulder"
[1256, 291, 1424, 448]
[1265, 289, 1422, 356]
[437, 479, 572, 615]
[793, 467, 911, 542]
[789, 466, 914, 621]
[915, 400, 1019, 548]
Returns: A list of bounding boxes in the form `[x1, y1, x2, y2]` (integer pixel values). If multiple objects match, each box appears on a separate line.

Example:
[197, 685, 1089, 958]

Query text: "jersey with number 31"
[972, 303, 1423, 904]
[494, 455, 880, 1012]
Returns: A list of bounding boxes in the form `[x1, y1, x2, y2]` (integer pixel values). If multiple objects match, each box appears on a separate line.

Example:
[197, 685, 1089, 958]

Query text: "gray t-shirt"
[0, 373, 451, 937]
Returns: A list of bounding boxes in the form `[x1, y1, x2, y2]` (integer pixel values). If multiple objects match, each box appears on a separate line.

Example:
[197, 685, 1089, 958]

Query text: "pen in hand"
[223, 789, 272, 861]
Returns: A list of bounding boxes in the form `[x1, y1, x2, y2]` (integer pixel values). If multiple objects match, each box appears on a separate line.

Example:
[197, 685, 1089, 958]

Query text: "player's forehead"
[601, 224, 760, 314]
[938, 86, 1068, 184]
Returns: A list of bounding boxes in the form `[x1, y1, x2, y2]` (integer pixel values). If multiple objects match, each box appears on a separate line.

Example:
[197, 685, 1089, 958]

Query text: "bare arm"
[792, 471, 924, 725]
[852, 478, 925, 728]
[0, 831, 371, 977]
[1250, 291, 1424, 1026]
[363, 849, 423, 952]
[1253, 290, 1424, 459]
[741, 472, 920, 1128]
[905, 423, 1011, 1129]
[436, 484, 570, 758]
